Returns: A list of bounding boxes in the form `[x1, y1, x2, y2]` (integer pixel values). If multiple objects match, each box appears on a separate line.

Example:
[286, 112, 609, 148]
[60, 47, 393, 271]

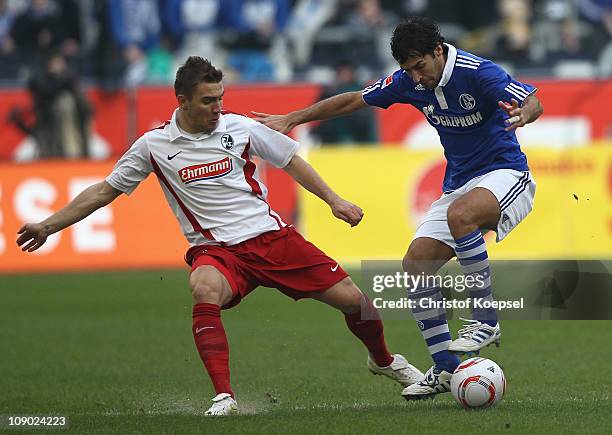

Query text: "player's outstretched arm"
[17, 181, 122, 252]
[252, 91, 368, 134]
[283, 155, 363, 227]
[499, 94, 544, 131]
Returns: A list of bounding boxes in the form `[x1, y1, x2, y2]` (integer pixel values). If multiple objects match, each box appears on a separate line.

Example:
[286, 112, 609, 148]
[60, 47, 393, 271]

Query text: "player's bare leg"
[447, 187, 500, 239]
[401, 237, 458, 400]
[447, 187, 502, 354]
[312, 277, 423, 387]
[189, 265, 238, 416]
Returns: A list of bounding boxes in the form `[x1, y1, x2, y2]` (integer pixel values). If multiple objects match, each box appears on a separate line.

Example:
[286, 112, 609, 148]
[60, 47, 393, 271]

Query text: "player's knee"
[190, 269, 225, 304]
[346, 290, 364, 314]
[447, 201, 473, 230]
[191, 281, 224, 304]
[402, 249, 428, 274]
[402, 252, 413, 273]
[337, 279, 363, 314]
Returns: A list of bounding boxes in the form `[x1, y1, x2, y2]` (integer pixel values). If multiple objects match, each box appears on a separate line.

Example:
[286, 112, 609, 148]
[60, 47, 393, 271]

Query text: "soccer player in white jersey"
[254, 17, 543, 400]
[16, 56, 424, 416]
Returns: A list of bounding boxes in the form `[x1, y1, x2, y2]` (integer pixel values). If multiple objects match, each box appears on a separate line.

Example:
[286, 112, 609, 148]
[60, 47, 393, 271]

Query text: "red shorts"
[185, 226, 349, 309]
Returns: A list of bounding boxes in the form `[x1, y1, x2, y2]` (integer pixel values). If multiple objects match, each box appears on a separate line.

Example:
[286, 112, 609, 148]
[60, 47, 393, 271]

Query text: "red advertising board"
[1, 80, 611, 160]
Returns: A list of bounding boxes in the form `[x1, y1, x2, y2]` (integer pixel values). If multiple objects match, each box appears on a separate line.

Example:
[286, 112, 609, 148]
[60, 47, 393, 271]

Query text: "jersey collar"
[437, 43, 457, 88]
[169, 109, 227, 142]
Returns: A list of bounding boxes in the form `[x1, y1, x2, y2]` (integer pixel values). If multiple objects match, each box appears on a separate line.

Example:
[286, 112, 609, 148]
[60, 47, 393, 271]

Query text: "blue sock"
[408, 285, 460, 372]
[454, 230, 498, 326]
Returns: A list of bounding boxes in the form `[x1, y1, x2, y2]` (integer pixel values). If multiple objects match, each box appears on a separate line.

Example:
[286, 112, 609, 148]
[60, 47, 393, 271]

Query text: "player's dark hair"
[174, 56, 223, 99]
[390, 16, 445, 64]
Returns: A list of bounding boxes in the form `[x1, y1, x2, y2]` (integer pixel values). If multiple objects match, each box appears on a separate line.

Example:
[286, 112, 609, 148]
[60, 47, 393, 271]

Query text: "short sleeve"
[362, 69, 406, 109]
[477, 61, 537, 106]
[106, 137, 153, 195]
[249, 121, 299, 168]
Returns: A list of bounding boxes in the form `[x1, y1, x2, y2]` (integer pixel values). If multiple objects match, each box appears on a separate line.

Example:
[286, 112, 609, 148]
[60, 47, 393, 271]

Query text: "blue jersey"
[362, 44, 536, 192]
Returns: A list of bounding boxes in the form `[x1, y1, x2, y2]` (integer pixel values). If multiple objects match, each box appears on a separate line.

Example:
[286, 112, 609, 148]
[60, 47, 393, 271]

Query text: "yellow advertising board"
[300, 147, 612, 262]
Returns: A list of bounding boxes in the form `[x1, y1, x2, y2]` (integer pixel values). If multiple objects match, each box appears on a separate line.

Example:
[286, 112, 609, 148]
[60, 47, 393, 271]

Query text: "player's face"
[400, 45, 446, 90]
[180, 81, 224, 133]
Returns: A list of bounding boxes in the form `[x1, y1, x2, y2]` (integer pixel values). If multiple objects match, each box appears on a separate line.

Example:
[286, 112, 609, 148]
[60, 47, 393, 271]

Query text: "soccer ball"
[450, 357, 506, 409]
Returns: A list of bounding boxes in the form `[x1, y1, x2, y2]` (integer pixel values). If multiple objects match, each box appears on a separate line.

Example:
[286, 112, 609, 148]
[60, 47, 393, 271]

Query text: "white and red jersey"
[106, 109, 299, 246]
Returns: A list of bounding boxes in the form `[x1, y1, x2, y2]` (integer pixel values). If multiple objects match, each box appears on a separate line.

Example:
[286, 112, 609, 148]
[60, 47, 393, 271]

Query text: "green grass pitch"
[1, 269, 611, 434]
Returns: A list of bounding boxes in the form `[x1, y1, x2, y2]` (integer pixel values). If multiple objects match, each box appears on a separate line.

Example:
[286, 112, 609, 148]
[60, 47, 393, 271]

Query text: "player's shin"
[453, 230, 497, 326]
[192, 303, 234, 397]
[408, 285, 460, 372]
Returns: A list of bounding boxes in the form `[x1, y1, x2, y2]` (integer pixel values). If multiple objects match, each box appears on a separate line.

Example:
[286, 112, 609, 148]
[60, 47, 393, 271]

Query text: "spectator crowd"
[0, 0, 610, 88]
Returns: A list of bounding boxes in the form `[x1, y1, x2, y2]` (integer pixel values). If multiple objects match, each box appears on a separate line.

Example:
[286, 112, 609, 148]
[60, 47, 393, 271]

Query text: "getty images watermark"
[370, 270, 523, 311]
[359, 260, 550, 321]
[360, 260, 612, 320]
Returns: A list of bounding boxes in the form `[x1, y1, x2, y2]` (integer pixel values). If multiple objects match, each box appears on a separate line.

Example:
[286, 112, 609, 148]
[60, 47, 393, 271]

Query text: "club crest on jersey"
[459, 93, 476, 110]
[179, 157, 232, 184]
[221, 134, 234, 150]
[382, 74, 394, 89]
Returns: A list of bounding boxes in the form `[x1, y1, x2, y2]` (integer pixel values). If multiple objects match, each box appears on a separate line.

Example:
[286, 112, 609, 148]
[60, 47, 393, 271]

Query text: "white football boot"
[367, 354, 424, 387]
[205, 393, 238, 416]
[401, 366, 452, 400]
[448, 318, 501, 355]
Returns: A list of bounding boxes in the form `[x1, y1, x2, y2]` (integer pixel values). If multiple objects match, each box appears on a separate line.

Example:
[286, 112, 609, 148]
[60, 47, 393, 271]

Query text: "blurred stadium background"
[0, 0, 611, 271]
[0, 0, 612, 273]
[0, 1, 611, 431]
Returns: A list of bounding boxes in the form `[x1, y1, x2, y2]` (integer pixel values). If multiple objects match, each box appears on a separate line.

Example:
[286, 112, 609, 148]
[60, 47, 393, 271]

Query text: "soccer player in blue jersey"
[254, 16, 542, 400]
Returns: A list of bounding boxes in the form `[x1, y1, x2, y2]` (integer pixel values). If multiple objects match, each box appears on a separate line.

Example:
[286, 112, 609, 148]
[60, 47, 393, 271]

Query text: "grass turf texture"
[1, 269, 611, 434]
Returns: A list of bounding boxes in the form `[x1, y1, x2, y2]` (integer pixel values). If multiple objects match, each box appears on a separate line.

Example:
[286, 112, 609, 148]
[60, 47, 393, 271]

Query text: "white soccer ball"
[450, 357, 506, 409]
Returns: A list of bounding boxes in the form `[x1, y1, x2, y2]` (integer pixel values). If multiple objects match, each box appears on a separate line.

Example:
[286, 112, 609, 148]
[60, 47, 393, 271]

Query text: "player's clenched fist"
[329, 198, 364, 227]
[17, 223, 49, 252]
